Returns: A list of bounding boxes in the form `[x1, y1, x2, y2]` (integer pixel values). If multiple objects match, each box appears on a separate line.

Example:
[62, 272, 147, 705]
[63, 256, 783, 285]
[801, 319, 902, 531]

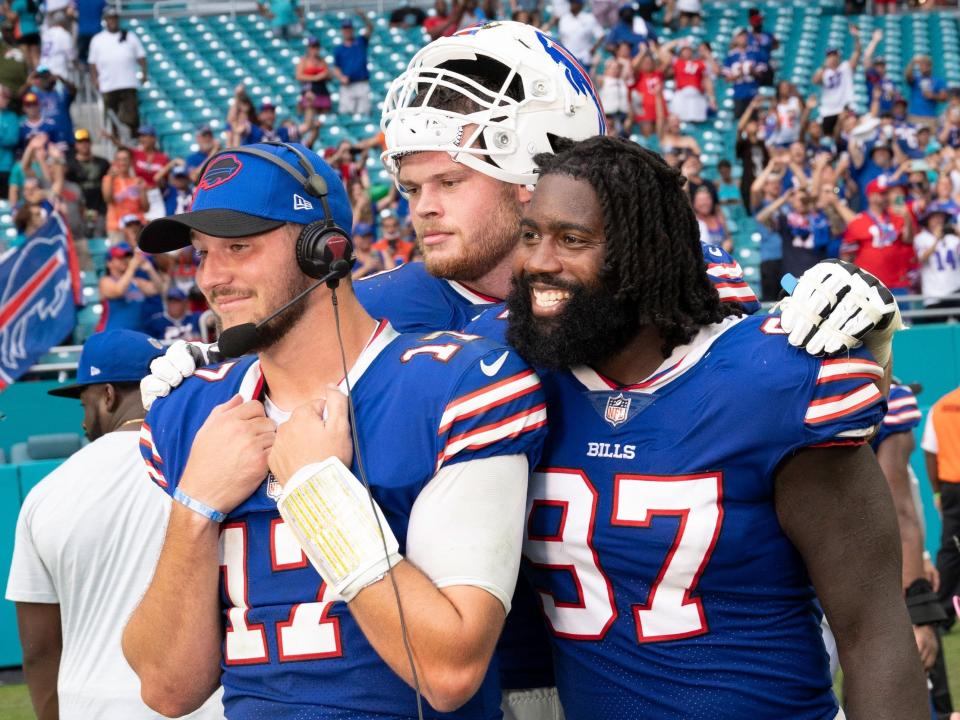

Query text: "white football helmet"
[381, 21, 607, 186]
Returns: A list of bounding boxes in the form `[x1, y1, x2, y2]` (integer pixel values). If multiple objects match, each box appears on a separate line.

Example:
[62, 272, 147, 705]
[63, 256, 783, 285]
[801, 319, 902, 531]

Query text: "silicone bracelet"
[173, 487, 227, 523]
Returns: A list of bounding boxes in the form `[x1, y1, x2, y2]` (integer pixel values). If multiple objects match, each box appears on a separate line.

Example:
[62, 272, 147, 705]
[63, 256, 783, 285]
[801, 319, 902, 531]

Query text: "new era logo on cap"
[293, 194, 314, 211]
[90, 366, 101, 376]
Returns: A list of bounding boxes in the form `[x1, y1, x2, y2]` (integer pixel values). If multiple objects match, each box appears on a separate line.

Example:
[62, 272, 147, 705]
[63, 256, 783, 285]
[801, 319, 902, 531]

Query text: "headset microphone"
[215, 262, 350, 359]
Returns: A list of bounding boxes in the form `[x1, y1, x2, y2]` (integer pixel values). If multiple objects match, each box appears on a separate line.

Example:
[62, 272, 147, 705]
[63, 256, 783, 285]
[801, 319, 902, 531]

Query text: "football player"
[466, 136, 928, 719]
[121, 143, 547, 719]
[138, 22, 903, 719]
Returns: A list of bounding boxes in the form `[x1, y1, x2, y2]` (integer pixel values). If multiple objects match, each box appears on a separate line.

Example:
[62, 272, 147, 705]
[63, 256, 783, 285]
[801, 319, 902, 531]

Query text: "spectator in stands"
[842, 176, 915, 294]
[28, 65, 75, 148]
[102, 146, 146, 240]
[923, 385, 960, 620]
[373, 213, 415, 267]
[333, 12, 373, 116]
[160, 163, 192, 216]
[682, 153, 718, 206]
[10, 133, 64, 206]
[11, 194, 46, 245]
[144, 286, 203, 343]
[664, 0, 702, 30]
[76, 0, 106, 66]
[932, 173, 960, 217]
[546, 0, 603, 71]
[388, 3, 426, 28]
[0, 26, 27, 97]
[350, 221, 383, 279]
[914, 201, 960, 320]
[596, 57, 629, 136]
[658, 113, 700, 160]
[693, 186, 731, 251]
[5, 330, 225, 720]
[746, 8, 777, 86]
[625, 52, 665, 141]
[722, 28, 765, 119]
[0, 85, 18, 197]
[88, 6, 146, 136]
[18, 91, 60, 149]
[850, 138, 897, 207]
[605, 3, 656, 56]
[939, 106, 960, 151]
[766, 81, 805, 148]
[905, 54, 947, 130]
[661, 38, 716, 123]
[184, 126, 218, 182]
[118, 210, 143, 245]
[424, 0, 459, 39]
[128, 125, 168, 219]
[736, 96, 770, 212]
[750, 164, 785, 300]
[39, 12, 76, 79]
[757, 186, 838, 279]
[96, 243, 160, 332]
[812, 25, 861, 137]
[66, 127, 109, 232]
[864, 31, 899, 116]
[296, 37, 332, 114]
[6, 0, 40, 70]
[716, 159, 741, 213]
[258, 0, 303, 39]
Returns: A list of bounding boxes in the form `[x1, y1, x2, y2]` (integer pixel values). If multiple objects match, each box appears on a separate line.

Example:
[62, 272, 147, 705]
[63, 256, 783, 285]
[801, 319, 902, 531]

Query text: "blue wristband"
[173, 488, 227, 523]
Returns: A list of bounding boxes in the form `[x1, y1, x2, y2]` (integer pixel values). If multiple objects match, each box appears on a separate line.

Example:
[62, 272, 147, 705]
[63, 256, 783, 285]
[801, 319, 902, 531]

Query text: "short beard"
[418, 188, 521, 282]
[505, 273, 640, 370]
[212, 271, 313, 354]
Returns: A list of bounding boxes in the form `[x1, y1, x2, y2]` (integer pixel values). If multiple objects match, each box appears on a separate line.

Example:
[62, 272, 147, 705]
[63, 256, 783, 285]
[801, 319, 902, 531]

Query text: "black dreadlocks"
[532, 135, 742, 358]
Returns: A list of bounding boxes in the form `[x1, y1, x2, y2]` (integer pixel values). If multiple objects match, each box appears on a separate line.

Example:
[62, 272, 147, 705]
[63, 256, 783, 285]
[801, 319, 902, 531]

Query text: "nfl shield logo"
[604, 393, 631, 427]
[266, 473, 283, 501]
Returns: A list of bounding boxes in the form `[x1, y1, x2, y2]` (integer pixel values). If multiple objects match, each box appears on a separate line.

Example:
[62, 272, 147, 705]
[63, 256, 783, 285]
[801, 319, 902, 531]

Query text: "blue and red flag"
[0, 215, 76, 390]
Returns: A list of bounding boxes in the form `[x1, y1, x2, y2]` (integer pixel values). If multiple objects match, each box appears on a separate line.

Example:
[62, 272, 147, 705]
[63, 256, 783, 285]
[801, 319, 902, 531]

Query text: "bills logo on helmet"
[534, 30, 605, 134]
[198, 154, 243, 191]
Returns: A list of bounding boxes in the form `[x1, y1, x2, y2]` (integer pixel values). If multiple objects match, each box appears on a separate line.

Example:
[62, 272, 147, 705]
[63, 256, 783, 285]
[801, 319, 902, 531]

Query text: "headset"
[196, 141, 356, 281]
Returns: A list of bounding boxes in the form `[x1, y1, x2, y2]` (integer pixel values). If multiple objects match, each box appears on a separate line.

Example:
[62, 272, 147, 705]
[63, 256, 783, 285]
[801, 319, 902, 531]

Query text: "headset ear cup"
[296, 221, 356, 279]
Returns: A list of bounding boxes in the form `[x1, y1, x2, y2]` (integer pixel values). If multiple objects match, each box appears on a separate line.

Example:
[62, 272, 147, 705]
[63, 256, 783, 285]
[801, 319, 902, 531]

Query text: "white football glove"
[778, 259, 904, 367]
[140, 340, 218, 410]
[278, 457, 401, 602]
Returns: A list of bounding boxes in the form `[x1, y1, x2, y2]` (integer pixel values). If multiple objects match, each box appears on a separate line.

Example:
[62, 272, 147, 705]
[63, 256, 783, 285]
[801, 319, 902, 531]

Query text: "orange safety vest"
[931, 387, 960, 484]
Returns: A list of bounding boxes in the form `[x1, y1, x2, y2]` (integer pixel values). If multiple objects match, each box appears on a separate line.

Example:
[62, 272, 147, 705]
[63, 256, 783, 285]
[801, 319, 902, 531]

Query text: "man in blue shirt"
[184, 126, 219, 183]
[76, 0, 106, 65]
[905, 54, 947, 129]
[30, 65, 75, 148]
[18, 91, 60, 150]
[722, 28, 765, 119]
[747, 9, 777, 85]
[604, 4, 656, 57]
[333, 11, 373, 116]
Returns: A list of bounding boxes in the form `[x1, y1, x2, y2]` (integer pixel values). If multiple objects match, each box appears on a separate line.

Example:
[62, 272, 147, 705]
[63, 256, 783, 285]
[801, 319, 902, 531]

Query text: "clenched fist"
[180, 394, 277, 515]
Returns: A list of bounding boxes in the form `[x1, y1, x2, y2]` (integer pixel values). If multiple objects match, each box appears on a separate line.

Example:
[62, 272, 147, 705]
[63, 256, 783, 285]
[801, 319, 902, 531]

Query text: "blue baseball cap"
[48, 330, 165, 398]
[353, 221, 374, 236]
[166, 286, 188, 300]
[138, 142, 352, 253]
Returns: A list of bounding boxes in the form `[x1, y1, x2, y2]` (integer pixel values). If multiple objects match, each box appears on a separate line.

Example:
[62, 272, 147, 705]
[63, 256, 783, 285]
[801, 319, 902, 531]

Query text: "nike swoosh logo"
[480, 351, 510, 377]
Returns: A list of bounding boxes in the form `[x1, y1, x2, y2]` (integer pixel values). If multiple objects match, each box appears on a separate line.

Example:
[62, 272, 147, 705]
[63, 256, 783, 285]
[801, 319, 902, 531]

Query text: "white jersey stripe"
[715, 284, 758, 301]
[805, 383, 882, 424]
[817, 360, 884, 383]
[887, 396, 919, 411]
[436, 405, 547, 470]
[439, 370, 540, 433]
[884, 409, 923, 425]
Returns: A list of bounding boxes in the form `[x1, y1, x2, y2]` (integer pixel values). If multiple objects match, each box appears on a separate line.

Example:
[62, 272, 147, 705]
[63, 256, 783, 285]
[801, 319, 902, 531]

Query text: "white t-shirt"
[557, 11, 604, 67]
[40, 25, 76, 79]
[819, 60, 855, 117]
[5, 431, 224, 720]
[922, 411, 938, 453]
[914, 230, 960, 304]
[87, 29, 145, 92]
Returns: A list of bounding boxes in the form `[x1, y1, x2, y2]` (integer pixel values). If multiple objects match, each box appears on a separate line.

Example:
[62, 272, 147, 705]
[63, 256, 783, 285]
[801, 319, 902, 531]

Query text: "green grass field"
[2, 633, 960, 719]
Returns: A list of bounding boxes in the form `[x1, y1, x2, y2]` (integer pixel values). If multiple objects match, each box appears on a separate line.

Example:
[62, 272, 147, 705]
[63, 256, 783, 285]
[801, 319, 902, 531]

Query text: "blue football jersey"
[872, 383, 922, 449]
[522, 315, 885, 720]
[355, 262, 501, 334]
[140, 322, 547, 720]
[701, 243, 760, 314]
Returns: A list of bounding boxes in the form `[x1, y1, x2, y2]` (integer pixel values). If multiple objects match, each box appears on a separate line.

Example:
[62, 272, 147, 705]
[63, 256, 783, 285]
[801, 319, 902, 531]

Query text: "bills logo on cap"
[604, 393, 631, 427]
[198, 154, 243, 191]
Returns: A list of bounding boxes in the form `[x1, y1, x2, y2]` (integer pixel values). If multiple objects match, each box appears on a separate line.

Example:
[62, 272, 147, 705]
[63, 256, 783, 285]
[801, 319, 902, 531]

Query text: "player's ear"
[517, 183, 534, 206]
[102, 383, 120, 413]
